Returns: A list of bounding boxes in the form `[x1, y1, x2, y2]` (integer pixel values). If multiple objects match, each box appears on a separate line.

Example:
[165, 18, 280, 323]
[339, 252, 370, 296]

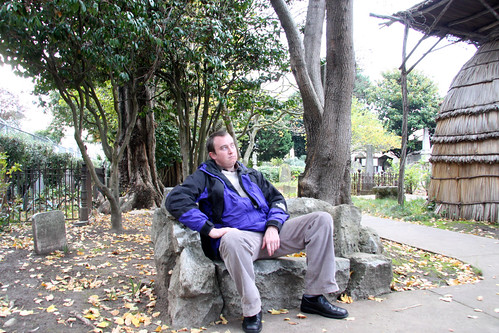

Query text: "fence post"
[76, 163, 89, 226]
[357, 169, 361, 195]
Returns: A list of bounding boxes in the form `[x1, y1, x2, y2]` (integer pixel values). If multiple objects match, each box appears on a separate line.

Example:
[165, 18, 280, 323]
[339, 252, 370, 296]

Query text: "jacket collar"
[203, 159, 247, 174]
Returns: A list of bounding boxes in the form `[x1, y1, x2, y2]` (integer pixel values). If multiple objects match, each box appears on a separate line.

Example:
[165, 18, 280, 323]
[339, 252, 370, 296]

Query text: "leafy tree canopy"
[368, 69, 442, 140]
[351, 97, 400, 152]
[255, 127, 293, 162]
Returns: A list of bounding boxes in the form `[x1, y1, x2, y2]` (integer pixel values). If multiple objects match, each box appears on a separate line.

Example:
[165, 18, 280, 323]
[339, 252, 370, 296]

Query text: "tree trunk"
[272, 0, 354, 205]
[118, 84, 163, 211]
[398, 24, 410, 206]
[242, 115, 260, 165]
[304, 0, 326, 106]
[108, 164, 123, 232]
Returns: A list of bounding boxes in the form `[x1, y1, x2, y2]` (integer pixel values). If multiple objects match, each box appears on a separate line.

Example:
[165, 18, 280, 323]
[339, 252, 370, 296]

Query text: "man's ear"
[208, 151, 215, 159]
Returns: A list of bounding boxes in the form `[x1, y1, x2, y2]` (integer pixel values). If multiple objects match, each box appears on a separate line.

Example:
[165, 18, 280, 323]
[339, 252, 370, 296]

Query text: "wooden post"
[77, 163, 89, 226]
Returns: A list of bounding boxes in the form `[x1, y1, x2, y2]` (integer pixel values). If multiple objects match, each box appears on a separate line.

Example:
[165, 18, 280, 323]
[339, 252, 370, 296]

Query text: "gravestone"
[32, 210, 67, 255]
[279, 164, 292, 182]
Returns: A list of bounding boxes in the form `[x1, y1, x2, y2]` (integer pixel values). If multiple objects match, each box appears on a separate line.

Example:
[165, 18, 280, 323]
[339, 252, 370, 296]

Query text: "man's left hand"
[262, 226, 280, 256]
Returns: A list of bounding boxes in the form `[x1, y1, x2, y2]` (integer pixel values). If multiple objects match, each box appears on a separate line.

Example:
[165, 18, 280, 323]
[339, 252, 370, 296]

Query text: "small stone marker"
[32, 210, 67, 255]
[279, 164, 292, 183]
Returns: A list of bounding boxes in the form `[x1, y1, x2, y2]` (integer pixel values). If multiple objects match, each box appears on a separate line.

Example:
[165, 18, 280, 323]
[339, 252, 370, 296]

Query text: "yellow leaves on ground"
[84, 307, 101, 320]
[1, 211, 160, 330]
[215, 314, 228, 325]
[383, 240, 481, 292]
[19, 310, 34, 316]
[88, 294, 101, 306]
[268, 308, 289, 315]
[339, 294, 353, 304]
[46, 304, 58, 313]
[122, 311, 152, 327]
[368, 295, 385, 302]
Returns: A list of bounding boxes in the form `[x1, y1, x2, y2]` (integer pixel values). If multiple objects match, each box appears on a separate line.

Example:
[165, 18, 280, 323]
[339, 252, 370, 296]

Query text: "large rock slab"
[151, 207, 222, 327]
[287, 198, 384, 256]
[32, 210, 67, 255]
[215, 256, 350, 318]
[345, 252, 393, 299]
[168, 245, 223, 327]
[152, 197, 393, 327]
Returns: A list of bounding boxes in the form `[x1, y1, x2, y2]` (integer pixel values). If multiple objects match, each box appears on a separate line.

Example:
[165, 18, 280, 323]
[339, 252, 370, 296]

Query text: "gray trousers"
[218, 211, 339, 317]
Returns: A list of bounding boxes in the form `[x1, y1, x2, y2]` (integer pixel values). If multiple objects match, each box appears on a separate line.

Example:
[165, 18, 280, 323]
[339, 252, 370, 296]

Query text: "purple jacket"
[164, 159, 289, 258]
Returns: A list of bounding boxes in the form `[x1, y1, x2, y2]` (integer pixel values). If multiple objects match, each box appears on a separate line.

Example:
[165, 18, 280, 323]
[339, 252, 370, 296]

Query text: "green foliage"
[390, 160, 430, 194]
[351, 97, 400, 152]
[354, 67, 374, 103]
[34, 128, 65, 145]
[284, 157, 305, 167]
[257, 164, 279, 183]
[0, 152, 21, 227]
[154, 0, 289, 172]
[0, 135, 81, 170]
[256, 161, 304, 184]
[155, 114, 181, 170]
[45, 86, 116, 145]
[368, 70, 442, 152]
[352, 197, 439, 222]
[255, 128, 293, 162]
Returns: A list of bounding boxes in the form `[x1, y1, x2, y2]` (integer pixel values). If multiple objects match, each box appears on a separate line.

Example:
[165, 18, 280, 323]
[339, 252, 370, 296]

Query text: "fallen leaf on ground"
[46, 304, 57, 313]
[268, 308, 289, 315]
[339, 294, 353, 304]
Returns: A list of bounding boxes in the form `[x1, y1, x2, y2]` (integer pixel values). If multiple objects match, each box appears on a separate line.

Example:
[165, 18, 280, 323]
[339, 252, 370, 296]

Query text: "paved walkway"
[204, 215, 499, 332]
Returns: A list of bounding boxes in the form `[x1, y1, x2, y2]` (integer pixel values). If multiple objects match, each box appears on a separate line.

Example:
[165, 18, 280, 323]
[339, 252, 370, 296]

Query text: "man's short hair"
[206, 130, 229, 153]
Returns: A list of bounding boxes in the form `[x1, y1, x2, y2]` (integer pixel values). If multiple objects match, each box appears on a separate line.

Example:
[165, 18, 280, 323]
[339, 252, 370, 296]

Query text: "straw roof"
[392, 0, 499, 45]
[392, 1, 499, 222]
[428, 40, 498, 222]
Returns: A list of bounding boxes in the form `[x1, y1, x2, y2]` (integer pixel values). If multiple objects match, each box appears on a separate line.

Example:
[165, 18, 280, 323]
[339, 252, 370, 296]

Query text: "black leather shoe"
[242, 310, 262, 333]
[301, 295, 349, 319]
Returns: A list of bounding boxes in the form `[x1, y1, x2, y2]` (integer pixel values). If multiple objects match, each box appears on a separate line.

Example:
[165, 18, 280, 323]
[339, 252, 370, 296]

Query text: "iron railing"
[351, 171, 398, 195]
[2, 163, 103, 223]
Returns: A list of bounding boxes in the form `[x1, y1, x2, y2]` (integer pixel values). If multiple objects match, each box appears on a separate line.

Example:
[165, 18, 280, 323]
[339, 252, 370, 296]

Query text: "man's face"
[209, 134, 238, 171]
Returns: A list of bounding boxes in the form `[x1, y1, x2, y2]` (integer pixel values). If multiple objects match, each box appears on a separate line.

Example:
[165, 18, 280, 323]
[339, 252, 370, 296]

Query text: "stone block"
[32, 210, 67, 255]
[168, 245, 223, 328]
[215, 256, 350, 318]
[279, 164, 292, 183]
[345, 252, 393, 299]
[373, 186, 398, 199]
[287, 198, 384, 256]
[152, 198, 393, 327]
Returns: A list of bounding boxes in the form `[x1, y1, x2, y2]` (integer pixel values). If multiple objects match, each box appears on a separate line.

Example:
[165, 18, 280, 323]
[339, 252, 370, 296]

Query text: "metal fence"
[1, 166, 398, 223]
[351, 171, 398, 195]
[1, 163, 96, 223]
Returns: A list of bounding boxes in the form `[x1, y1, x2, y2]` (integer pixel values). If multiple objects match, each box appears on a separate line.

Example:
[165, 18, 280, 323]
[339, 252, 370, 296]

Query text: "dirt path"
[0, 210, 160, 333]
[0, 209, 483, 333]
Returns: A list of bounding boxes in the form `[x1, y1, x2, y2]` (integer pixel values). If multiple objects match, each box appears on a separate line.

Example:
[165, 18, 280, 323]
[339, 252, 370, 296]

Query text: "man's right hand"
[208, 227, 235, 239]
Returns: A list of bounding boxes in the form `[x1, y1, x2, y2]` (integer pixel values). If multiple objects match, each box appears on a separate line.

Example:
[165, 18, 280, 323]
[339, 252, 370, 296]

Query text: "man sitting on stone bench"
[164, 130, 348, 333]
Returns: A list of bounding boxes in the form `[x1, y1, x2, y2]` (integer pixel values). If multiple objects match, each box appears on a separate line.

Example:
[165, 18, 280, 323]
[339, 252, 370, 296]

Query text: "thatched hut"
[393, 0, 499, 222]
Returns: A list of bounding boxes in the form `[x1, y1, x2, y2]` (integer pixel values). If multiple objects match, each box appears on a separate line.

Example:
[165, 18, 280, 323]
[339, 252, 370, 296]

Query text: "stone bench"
[373, 186, 398, 199]
[151, 198, 392, 328]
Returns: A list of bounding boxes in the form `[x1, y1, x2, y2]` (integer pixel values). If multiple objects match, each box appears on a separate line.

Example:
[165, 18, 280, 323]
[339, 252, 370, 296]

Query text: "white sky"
[1, 0, 478, 135]
[353, 0, 477, 93]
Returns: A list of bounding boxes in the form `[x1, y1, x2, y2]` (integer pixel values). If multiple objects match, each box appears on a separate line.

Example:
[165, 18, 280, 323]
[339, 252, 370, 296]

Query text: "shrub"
[389, 160, 430, 194]
[258, 165, 279, 183]
[0, 152, 21, 227]
[0, 135, 81, 170]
